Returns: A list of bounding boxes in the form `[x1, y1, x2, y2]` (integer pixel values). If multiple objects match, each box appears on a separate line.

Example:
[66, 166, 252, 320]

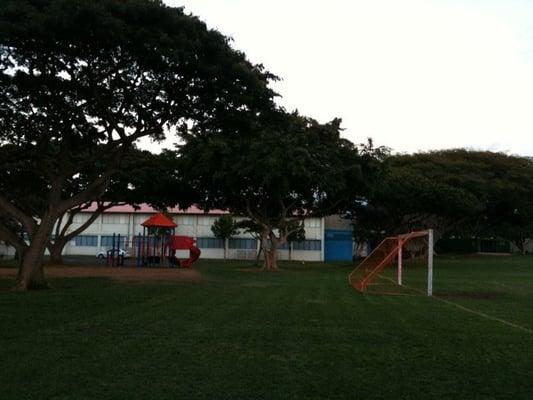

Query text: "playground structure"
[348, 229, 434, 296]
[106, 213, 201, 268]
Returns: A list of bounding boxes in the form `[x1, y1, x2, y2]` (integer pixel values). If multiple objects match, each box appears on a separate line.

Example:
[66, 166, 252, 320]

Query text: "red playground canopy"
[141, 212, 177, 228]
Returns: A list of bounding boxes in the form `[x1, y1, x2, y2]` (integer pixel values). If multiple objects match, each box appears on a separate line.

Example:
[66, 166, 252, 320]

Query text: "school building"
[0, 204, 360, 262]
[64, 204, 358, 262]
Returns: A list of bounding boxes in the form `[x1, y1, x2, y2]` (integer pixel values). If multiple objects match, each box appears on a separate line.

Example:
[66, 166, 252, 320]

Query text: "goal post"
[396, 229, 434, 296]
[349, 229, 434, 296]
[428, 229, 433, 296]
[397, 236, 403, 286]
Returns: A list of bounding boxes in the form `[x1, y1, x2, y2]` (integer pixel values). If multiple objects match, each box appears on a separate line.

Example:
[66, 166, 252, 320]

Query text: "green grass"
[0, 255, 532, 399]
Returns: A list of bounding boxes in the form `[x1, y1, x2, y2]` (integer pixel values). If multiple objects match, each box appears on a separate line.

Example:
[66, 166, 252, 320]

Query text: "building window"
[101, 235, 127, 248]
[102, 214, 126, 224]
[229, 238, 257, 249]
[132, 236, 160, 247]
[177, 215, 194, 225]
[293, 239, 321, 251]
[74, 235, 98, 247]
[197, 237, 225, 249]
[198, 216, 215, 226]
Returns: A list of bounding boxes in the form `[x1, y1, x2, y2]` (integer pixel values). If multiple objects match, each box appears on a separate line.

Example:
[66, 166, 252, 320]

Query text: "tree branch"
[57, 145, 128, 213]
[59, 201, 123, 243]
[0, 194, 37, 235]
[0, 219, 27, 254]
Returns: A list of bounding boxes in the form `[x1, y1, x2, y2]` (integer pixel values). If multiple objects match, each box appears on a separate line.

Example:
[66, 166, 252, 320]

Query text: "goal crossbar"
[348, 229, 434, 296]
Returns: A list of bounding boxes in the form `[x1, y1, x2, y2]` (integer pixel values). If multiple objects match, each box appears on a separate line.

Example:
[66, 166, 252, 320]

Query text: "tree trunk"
[263, 242, 280, 271]
[48, 241, 65, 265]
[267, 245, 279, 271]
[262, 251, 269, 270]
[259, 229, 272, 270]
[223, 238, 228, 259]
[14, 213, 56, 291]
[14, 241, 48, 290]
[255, 245, 262, 266]
[356, 242, 365, 258]
[516, 239, 526, 255]
[288, 242, 292, 261]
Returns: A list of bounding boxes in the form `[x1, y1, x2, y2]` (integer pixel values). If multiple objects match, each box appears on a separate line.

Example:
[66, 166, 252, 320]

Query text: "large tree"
[352, 149, 533, 248]
[179, 110, 373, 270]
[0, 0, 276, 289]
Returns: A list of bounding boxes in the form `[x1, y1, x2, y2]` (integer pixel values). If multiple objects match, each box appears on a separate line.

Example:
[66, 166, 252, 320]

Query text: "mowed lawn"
[0, 256, 532, 400]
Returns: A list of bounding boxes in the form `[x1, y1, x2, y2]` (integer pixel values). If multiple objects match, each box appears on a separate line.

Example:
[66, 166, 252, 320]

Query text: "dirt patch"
[0, 266, 201, 283]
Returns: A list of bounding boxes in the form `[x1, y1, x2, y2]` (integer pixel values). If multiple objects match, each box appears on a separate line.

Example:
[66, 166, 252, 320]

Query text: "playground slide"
[168, 235, 201, 268]
[181, 246, 201, 268]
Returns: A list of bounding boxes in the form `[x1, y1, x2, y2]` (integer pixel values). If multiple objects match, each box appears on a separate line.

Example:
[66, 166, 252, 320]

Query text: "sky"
[160, 0, 533, 156]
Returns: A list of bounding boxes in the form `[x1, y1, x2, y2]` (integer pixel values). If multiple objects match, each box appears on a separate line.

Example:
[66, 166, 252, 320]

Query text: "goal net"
[348, 229, 434, 296]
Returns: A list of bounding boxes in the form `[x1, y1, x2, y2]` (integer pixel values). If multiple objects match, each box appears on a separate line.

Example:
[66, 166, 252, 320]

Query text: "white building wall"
[199, 248, 225, 259]
[291, 250, 321, 261]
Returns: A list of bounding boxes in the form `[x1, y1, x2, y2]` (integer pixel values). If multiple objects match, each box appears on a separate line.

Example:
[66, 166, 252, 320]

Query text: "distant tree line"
[350, 150, 533, 254]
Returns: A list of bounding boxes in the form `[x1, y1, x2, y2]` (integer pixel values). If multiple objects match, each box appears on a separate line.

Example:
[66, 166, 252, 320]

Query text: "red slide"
[168, 235, 201, 268]
[181, 245, 201, 268]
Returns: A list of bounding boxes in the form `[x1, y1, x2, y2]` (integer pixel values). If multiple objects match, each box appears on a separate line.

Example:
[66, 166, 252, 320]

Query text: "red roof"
[141, 213, 178, 228]
[80, 202, 228, 215]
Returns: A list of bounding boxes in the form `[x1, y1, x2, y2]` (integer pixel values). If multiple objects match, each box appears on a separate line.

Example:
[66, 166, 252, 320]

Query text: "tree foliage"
[180, 110, 376, 270]
[353, 150, 533, 249]
[0, 0, 276, 289]
[211, 215, 238, 259]
[211, 215, 238, 240]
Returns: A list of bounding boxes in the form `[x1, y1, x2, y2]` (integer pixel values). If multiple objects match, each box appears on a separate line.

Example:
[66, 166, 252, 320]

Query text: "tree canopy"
[179, 110, 377, 270]
[0, 0, 276, 289]
[352, 149, 533, 249]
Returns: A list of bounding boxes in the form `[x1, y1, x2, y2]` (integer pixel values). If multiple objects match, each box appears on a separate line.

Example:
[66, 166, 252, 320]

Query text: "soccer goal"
[348, 229, 434, 296]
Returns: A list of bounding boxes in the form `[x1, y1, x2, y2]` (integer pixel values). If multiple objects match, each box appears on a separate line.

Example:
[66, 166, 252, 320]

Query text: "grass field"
[0, 255, 532, 399]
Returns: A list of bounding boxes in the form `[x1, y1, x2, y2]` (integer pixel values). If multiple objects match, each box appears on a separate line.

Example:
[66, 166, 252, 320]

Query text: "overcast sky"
[162, 0, 533, 156]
